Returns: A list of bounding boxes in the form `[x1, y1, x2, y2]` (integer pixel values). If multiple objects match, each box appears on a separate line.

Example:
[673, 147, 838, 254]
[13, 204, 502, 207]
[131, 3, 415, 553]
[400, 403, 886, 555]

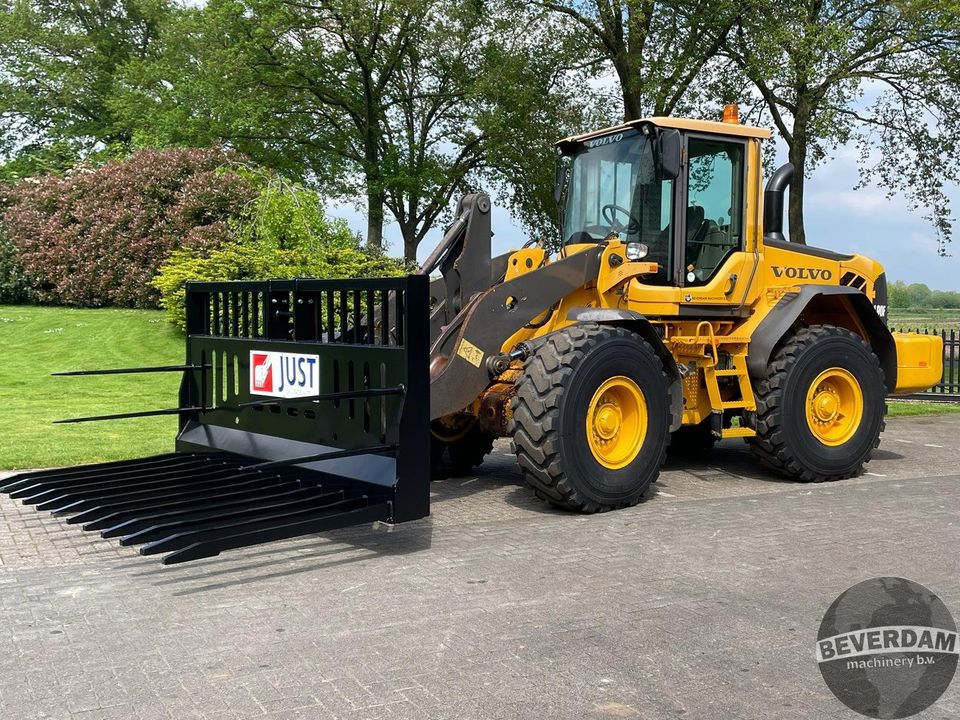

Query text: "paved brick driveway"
[1, 415, 958, 719]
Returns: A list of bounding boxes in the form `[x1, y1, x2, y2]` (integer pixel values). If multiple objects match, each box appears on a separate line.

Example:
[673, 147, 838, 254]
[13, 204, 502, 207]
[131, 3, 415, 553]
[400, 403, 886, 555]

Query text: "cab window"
[562, 130, 675, 284]
[684, 138, 744, 285]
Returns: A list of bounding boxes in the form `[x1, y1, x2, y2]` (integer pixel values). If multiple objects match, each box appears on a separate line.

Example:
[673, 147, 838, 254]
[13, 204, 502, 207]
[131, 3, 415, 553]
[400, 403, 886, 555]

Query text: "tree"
[724, 0, 960, 249]
[114, 0, 429, 251]
[381, 4, 602, 256]
[908, 282, 932, 306]
[119, 0, 556, 260]
[478, 10, 606, 243]
[0, 0, 169, 168]
[539, 0, 739, 120]
[888, 279, 910, 308]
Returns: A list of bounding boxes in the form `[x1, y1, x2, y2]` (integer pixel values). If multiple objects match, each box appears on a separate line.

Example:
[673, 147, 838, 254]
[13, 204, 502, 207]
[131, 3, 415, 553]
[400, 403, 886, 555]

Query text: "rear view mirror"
[655, 129, 681, 181]
[553, 159, 569, 203]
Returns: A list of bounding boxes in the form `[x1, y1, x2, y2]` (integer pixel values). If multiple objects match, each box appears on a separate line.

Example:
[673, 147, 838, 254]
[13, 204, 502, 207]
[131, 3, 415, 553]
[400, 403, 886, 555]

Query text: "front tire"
[510, 324, 670, 511]
[749, 325, 886, 482]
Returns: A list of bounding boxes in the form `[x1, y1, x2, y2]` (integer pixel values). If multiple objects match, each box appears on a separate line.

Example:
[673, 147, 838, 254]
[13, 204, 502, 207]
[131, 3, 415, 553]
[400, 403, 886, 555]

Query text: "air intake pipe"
[763, 163, 796, 244]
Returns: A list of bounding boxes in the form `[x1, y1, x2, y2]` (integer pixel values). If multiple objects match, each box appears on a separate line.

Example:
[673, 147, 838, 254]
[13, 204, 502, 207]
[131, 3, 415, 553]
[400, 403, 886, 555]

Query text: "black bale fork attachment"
[0, 276, 431, 564]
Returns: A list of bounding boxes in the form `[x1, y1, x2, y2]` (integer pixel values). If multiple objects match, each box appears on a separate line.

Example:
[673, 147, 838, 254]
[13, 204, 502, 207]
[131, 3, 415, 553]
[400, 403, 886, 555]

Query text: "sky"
[329, 128, 960, 292]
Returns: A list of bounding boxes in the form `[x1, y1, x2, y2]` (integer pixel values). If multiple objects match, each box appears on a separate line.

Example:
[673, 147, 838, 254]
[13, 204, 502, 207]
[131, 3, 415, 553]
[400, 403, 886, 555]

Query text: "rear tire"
[749, 325, 886, 482]
[510, 324, 670, 512]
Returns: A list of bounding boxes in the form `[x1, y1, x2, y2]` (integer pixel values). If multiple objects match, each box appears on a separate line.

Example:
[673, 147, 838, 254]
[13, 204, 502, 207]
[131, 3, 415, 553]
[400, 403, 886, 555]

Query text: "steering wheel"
[601, 204, 640, 235]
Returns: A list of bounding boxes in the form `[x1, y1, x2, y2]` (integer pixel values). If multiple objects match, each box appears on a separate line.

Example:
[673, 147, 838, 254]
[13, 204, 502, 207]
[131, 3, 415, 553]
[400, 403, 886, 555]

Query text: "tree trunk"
[403, 234, 418, 264]
[363, 119, 385, 251]
[620, 75, 643, 121]
[366, 183, 384, 251]
[614, 55, 643, 121]
[786, 120, 808, 245]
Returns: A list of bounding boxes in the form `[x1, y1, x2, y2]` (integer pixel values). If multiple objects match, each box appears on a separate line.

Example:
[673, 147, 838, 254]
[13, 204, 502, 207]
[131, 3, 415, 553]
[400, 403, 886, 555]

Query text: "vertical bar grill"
[1, 276, 431, 564]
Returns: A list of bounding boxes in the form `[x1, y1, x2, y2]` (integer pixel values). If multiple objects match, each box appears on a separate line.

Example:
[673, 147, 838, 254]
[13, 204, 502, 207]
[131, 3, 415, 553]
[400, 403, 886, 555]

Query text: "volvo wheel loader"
[1, 107, 943, 563]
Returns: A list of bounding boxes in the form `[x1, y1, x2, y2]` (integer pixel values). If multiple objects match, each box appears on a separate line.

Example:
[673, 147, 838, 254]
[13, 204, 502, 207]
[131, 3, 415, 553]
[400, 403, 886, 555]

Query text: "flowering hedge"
[2, 148, 256, 307]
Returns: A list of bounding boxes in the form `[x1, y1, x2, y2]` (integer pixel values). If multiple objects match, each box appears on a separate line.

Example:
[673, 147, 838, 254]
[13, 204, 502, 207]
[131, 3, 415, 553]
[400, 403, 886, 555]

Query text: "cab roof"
[559, 116, 772, 144]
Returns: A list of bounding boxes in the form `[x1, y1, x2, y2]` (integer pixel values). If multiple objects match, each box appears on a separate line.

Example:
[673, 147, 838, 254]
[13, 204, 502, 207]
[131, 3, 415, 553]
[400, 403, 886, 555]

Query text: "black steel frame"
[1, 275, 431, 564]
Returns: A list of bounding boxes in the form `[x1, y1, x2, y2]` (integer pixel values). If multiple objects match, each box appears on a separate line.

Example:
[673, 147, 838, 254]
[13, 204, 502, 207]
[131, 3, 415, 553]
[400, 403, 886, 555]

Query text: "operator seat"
[684, 205, 707, 256]
[693, 225, 734, 281]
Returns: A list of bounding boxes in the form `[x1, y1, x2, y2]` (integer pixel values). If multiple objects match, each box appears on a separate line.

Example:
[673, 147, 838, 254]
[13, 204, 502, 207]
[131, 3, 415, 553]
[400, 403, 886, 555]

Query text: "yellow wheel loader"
[427, 109, 941, 510]
[2, 108, 943, 563]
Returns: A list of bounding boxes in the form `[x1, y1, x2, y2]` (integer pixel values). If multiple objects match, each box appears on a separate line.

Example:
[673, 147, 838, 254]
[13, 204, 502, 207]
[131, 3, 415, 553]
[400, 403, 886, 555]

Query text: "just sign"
[249, 350, 320, 399]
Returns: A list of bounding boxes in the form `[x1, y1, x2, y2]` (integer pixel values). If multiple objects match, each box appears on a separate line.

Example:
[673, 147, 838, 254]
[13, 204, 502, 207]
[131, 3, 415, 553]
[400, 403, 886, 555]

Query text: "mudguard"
[566, 307, 684, 431]
[747, 286, 897, 391]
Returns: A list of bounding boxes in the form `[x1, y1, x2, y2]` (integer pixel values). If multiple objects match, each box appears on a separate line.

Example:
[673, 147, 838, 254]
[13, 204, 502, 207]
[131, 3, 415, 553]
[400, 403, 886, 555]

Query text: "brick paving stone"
[0, 416, 958, 719]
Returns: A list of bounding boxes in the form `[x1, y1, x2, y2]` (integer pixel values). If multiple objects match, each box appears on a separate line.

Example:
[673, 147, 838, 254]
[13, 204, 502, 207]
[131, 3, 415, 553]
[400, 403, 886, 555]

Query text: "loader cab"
[558, 120, 756, 293]
[559, 127, 675, 285]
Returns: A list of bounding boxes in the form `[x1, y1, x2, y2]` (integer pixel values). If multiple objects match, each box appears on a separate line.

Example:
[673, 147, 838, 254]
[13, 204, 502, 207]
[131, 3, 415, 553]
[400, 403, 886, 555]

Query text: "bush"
[3, 147, 257, 308]
[0, 222, 35, 304]
[152, 183, 408, 329]
[235, 174, 357, 252]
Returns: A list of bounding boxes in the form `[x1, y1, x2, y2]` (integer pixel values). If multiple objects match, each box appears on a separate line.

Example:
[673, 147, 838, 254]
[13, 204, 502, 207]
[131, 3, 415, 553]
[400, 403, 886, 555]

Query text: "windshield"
[561, 130, 674, 284]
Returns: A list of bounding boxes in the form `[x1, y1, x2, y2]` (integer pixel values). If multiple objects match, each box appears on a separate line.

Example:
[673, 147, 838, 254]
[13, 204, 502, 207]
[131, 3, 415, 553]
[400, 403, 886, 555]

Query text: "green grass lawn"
[0, 305, 183, 470]
[886, 400, 960, 417]
[1, 304, 958, 471]
[889, 307, 960, 332]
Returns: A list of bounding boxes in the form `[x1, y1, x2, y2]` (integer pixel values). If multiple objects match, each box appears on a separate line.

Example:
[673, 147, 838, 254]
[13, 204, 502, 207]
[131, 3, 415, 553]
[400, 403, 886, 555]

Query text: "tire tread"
[749, 324, 886, 482]
[509, 324, 667, 511]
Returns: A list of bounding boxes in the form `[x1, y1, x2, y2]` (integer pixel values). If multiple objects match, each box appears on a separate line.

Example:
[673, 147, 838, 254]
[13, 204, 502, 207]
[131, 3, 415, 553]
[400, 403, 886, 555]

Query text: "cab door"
[673, 134, 761, 314]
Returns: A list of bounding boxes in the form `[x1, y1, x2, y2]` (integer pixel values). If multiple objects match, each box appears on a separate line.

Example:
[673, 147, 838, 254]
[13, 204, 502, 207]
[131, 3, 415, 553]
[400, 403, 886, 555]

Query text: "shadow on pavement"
[120, 516, 435, 595]
[109, 437, 910, 592]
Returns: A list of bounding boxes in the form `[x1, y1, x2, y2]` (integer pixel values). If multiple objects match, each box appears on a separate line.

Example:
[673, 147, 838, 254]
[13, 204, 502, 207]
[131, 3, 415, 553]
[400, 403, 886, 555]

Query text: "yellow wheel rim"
[805, 367, 864, 446]
[586, 376, 647, 469]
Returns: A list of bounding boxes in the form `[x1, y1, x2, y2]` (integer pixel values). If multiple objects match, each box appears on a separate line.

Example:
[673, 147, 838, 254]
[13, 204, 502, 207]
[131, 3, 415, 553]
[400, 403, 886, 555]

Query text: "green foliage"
[0, 222, 34, 304]
[234, 174, 358, 252]
[0, 0, 170, 161]
[888, 279, 911, 309]
[154, 244, 406, 330]
[540, 0, 739, 121]
[114, 0, 600, 259]
[724, 0, 960, 250]
[889, 280, 960, 310]
[7, 0, 957, 268]
[476, 9, 605, 247]
[152, 178, 407, 328]
[0, 142, 81, 184]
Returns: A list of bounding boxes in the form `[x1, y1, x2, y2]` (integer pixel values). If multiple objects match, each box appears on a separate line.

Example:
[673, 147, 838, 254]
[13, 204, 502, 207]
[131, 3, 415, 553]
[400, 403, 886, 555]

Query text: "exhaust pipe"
[763, 163, 795, 244]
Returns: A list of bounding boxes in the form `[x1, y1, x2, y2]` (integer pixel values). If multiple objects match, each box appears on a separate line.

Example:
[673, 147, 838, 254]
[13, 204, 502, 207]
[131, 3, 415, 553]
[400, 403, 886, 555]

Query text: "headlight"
[625, 242, 648, 261]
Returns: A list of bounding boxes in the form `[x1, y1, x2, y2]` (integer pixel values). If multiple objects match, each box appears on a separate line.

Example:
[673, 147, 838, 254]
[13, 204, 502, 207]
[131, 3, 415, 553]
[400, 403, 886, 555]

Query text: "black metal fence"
[891, 327, 960, 401]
